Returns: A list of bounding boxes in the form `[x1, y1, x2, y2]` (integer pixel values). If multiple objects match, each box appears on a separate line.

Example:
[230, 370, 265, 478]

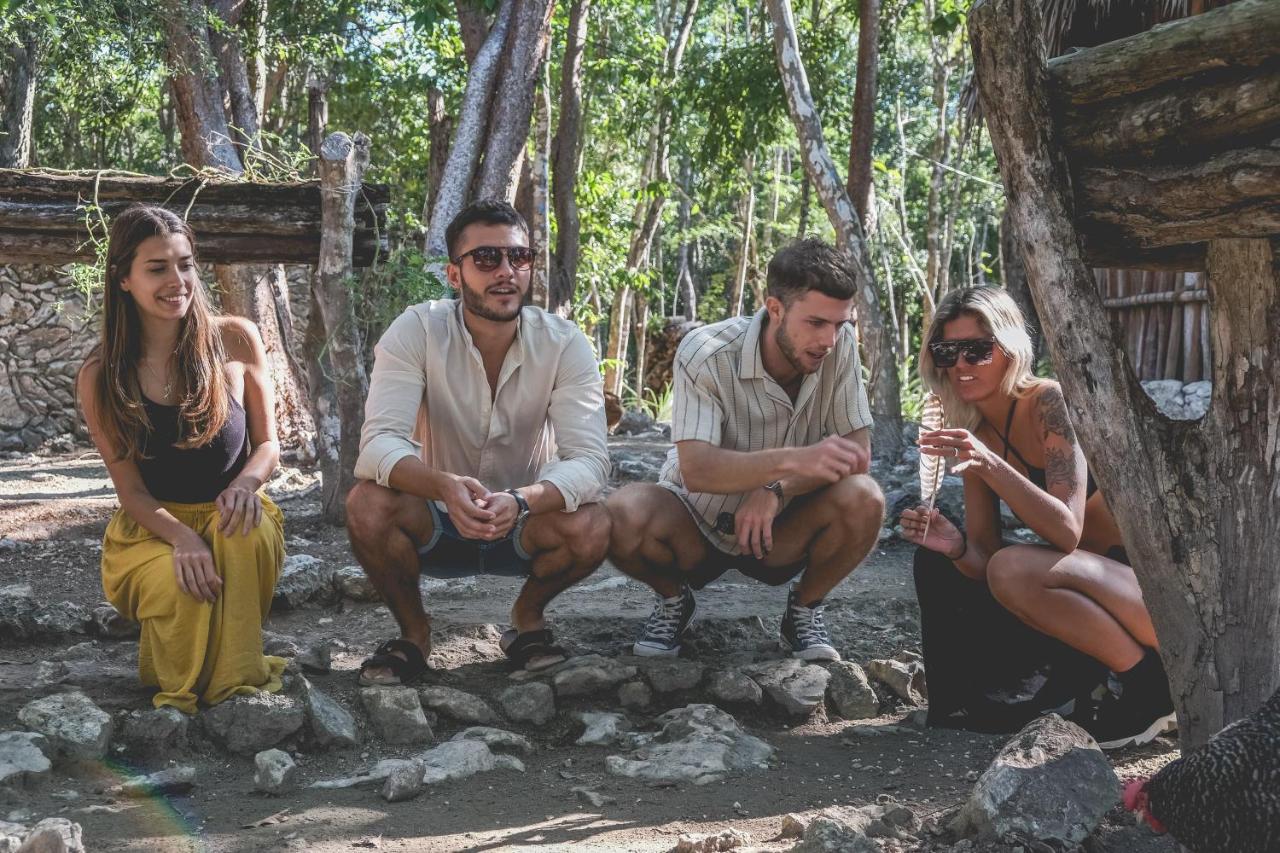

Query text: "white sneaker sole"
[1096, 711, 1177, 750]
[779, 638, 841, 662]
[632, 642, 682, 657]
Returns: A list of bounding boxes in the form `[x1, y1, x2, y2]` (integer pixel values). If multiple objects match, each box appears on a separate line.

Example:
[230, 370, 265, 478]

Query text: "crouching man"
[607, 238, 884, 660]
[347, 200, 611, 680]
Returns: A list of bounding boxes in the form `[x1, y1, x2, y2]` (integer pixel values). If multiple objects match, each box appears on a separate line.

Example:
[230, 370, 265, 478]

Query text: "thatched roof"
[1043, 0, 1191, 56]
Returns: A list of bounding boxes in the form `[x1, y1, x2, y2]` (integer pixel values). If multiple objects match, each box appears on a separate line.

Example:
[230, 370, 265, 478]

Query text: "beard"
[775, 314, 818, 375]
[457, 269, 523, 322]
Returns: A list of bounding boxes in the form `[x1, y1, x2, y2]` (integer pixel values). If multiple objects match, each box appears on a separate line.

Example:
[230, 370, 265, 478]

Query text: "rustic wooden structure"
[0, 170, 389, 266]
[971, 0, 1280, 746]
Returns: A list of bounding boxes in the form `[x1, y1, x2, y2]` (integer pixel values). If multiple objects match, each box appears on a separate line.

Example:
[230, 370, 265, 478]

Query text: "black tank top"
[991, 398, 1098, 498]
[137, 395, 250, 503]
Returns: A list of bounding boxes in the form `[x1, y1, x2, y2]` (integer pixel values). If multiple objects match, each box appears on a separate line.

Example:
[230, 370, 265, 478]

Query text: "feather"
[919, 392, 946, 543]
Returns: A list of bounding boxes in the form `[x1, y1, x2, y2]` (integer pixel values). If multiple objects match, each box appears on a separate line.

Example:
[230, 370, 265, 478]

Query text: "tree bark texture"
[424, 0, 515, 261]
[314, 132, 372, 523]
[530, 52, 552, 308]
[455, 0, 491, 66]
[729, 153, 756, 317]
[474, 0, 556, 203]
[999, 207, 1041, 364]
[970, 0, 1280, 748]
[0, 24, 39, 169]
[549, 0, 591, 315]
[766, 0, 902, 457]
[424, 87, 451, 225]
[306, 70, 329, 174]
[846, 0, 880, 225]
[162, 0, 242, 173]
[207, 0, 261, 150]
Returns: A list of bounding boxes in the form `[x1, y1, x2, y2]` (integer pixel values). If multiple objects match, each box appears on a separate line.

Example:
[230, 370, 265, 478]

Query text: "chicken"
[1123, 686, 1280, 853]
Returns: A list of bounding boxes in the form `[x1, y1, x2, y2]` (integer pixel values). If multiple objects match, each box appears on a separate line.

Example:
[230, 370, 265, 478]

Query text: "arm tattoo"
[1037, 386, 1077, 443]
[1043, 447, 1079, 503]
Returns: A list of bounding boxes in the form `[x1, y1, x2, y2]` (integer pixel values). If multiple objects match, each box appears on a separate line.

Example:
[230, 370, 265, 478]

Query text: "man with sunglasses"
[607, 238, 885, 660]
[346, 200, 611, 680]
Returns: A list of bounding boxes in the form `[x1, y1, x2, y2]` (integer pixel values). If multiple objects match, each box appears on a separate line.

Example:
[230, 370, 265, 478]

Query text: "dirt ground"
[0, 446, 1181, 852]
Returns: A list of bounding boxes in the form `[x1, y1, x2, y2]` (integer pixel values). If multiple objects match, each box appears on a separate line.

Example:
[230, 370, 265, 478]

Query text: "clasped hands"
[437, 473, 522, 541]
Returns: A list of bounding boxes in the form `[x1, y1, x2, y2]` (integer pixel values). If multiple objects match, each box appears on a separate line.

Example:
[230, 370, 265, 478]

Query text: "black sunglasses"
[929, 337, 998, 368]
[451, 245, 535, 272]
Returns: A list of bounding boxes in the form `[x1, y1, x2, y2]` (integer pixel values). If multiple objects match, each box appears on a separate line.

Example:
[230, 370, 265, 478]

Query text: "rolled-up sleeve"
[353, 310, 428, 486]
[536, 332, 609, 512]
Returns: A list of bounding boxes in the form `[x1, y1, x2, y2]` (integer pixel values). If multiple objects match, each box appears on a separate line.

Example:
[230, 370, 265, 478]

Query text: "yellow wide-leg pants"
[101, 496, 287, 714]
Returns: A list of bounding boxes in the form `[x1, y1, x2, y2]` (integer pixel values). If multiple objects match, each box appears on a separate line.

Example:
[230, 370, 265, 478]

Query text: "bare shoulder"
[1031, 380, 1076, 442]
[215, 315, 265, 362]
[76, 350, 104, 393]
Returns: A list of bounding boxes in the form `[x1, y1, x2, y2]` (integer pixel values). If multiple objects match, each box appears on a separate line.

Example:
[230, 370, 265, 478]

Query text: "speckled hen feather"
[918, 393, 945, 543]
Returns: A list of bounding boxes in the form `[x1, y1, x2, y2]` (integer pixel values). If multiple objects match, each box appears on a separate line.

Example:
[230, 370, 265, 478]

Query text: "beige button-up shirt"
[658, 309, 873, 553]
[354, 299, 609, 512]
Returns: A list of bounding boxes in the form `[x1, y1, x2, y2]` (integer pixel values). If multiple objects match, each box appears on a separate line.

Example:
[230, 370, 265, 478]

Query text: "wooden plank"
[1081, 241, 1207, 270]
[1101, 289, 1208, 308]
[0, 228, 385, 266]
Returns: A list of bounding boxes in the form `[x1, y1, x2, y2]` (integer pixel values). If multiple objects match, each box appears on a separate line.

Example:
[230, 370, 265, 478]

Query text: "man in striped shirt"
[607, 238, 885, 660]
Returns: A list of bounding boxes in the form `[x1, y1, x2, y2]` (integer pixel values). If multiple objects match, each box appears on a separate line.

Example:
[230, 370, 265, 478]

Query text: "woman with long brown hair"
[900, 286, 1173, 749]
[77, 204, 286, 714]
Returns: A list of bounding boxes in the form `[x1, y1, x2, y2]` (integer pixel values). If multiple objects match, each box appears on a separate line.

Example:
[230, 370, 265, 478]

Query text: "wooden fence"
[1095, 268, 1210, 382]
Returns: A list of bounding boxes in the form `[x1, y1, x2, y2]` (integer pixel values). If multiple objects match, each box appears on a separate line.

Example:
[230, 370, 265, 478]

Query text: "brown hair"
[87, 204, 229, 461]
[766, 238, 858, 306]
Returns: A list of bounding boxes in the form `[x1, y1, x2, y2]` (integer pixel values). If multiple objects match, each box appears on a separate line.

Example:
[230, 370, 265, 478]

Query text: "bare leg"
[986, 544, 1156, 672]
[606, 484, 712, 598]
[510, 503, 611, 632]
[345, 481, 435, 681]
[761, 474, 884, 605]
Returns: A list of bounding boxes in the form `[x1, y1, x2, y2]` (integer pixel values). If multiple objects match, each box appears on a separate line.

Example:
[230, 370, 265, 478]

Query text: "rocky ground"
[0, 426, 1181, 853]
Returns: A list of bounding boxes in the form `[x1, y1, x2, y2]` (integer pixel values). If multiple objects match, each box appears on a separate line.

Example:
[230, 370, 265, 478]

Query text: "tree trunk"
[847, 0, 880, 226]
[999, 206, 1041, 363]
[549, 0, 591, 315]
[162, 0, 242, 172]
[305, 70, 328, 177]
[766, 0, 903, 458]
[208, 0, 261, 150]
[423, 88, 451, 228]
[675, 157, 697, 320]
[304, 79, 338, 518]
[970, 0, 1280, 748]
[0, 24, 39, 169]
[314, 132, 372, 523]
[529, 50, 552, 308]
[632, 293, 651, 395]
[455, 0, 492, 65]
[474, 0, 556, 203]
[729, 152, 756, 317]
[424, 0, 516, 261]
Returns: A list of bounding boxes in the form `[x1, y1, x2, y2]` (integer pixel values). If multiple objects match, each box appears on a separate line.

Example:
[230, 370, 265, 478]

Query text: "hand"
[477, 491, 519, 541]
[918, 428, 996, 476]
[171, 528, 221, 602]
[787, 435, 869, 483]
[899, 504, 965, 558]
[215, 478, 263, 536]
[437, 473, 497, 539]
[735, 487, 781, 559]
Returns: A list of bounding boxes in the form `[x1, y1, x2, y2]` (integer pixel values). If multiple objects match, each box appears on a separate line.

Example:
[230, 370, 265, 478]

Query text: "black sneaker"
[633, 586, 696, 657]
[780, 583, 840, 661]
[1074, 650, 1176, 750]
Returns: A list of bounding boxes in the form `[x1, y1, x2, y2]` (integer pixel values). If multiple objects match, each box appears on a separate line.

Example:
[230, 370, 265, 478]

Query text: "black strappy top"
[991, 398, 1097, 498]
[137, 395, 250, 503]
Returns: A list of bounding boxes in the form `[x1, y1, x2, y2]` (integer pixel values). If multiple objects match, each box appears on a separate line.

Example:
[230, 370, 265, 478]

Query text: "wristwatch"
[763, 480, 785, 502]
[505, 489, 531, 525]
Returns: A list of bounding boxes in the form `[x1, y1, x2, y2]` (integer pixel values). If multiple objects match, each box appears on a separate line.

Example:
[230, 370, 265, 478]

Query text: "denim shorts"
[416, 501, 533, 578]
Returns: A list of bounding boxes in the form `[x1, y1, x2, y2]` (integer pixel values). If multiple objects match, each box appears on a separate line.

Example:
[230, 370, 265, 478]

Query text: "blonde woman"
[900, 286, 1172, 749]
[77, 205, 285, 713]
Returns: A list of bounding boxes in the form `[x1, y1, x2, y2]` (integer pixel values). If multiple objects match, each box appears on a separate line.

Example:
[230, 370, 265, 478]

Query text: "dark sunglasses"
[451, 245, 535, 272]
[928, 337, 998, 368]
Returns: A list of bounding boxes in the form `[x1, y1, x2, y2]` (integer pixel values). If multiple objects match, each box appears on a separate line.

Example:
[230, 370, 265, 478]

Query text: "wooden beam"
[1080, 241, 1207, 272]
[1048, 0, 1280, 105]
[0, 169, 389, 266]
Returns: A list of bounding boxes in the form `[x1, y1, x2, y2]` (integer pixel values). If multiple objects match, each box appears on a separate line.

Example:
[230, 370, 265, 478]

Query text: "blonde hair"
[919, 286, 1039, 431]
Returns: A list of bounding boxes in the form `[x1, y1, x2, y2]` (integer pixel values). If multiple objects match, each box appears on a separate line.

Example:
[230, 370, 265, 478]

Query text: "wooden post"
[970, 0, 1280, 746]
[315, 131, 373, 524]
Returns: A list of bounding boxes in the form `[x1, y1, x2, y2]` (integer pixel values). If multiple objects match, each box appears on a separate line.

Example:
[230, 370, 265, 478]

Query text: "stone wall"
[0, 265, 95, 451]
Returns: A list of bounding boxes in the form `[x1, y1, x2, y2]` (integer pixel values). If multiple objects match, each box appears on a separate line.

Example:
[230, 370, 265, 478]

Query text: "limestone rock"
[360, 687, 434, 745]
[33, 602, 90, 637]
[120, 707, 189, 756]
[552, 655, 638, 697]
[309, 758, 406, 790]
[254, 749, 299, 794]
[419, 740, 497, 785]
[605, 704, 772, 786]
[272, 554, 337, 609]
[13, 818, 84, 853]
[118, 766, 196, 797]
[0, 733, 50, 787]
[672, 828, 751, 852]
[451, 727, 534, 755]
[418, 686, 499, 725]
[381, 759, 424, 802]
[707, 670, 763, 706]
[618, 681, 652, 710]
[296, 640, 334, 674]
[199, 691, 306, 755]
[335, 565, 380, 602]
[17, 692, 113, 760]
[497, 682, 556, 725]
[790, 815, 877, 852]
[576, 712, 631, 746]
[301, 682, 358, 749]
[951, 714, 1119, 847]
[825, 661, 879, 719]
[641, 659, 705, 693]
[0, 585, 38, 641]
[865, 657, 927, 706]
[745, 659, 830, 716]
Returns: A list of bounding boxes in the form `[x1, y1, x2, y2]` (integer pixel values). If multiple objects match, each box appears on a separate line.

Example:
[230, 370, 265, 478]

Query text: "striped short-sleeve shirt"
[658, 308, 873, 554]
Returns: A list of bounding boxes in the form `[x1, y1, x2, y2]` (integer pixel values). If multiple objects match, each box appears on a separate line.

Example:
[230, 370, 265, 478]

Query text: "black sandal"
[358, 638, 430, 686]
[499, 628, 568, 672]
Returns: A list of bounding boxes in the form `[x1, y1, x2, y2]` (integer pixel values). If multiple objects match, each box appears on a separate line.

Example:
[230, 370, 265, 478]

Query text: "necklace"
[140, 355, 175, 402]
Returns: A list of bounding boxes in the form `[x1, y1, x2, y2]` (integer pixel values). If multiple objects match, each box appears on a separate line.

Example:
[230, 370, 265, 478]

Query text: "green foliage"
[623, 381, 674, 423]
[355, 245, 450, 346]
